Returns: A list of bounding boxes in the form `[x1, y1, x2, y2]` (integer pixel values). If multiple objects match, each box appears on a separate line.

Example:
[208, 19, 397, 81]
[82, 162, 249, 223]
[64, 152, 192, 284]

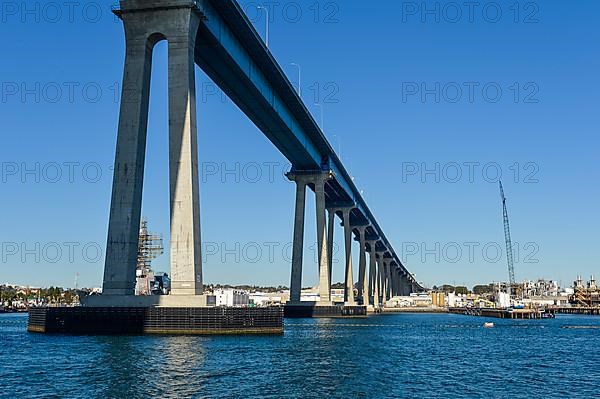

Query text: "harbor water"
[1, 313, 599, 398]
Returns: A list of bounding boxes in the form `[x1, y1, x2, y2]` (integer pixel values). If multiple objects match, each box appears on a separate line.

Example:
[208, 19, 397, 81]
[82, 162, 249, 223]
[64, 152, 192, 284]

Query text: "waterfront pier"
[449, 307, 548, 320]
[551, 307, 600, 315]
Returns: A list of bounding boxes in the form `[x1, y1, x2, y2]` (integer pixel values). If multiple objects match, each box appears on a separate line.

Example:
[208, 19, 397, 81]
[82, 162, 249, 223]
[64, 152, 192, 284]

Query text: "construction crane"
[499, 181, 516, 291]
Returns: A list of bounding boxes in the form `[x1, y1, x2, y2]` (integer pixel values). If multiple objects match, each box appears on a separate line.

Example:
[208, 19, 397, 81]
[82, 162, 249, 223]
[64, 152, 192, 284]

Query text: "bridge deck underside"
[190, 0, 418, 287]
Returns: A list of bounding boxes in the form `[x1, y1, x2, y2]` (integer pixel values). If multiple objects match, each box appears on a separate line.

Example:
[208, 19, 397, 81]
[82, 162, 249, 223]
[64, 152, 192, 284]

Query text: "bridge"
[102, 0, 423, 310]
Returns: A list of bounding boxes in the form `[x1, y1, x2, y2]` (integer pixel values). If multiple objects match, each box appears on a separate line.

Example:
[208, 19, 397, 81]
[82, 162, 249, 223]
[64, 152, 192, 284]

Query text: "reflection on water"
[154, 337, 208, 398]
[91, 336, 208, 398]
[96, 337, 147, 397]
[2, 313, 600, 398]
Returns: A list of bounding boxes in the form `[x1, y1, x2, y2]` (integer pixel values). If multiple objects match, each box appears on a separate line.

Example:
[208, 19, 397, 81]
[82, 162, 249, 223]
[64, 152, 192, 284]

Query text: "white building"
[497, 291, 511, 308]
[447, 292, 457, 307]
[300, 292, 320, 302]
[248, 292, 283, 306]
[386, 293, 432, 308]
[522, 296, 570, 307]
[214, 289, 249, 307]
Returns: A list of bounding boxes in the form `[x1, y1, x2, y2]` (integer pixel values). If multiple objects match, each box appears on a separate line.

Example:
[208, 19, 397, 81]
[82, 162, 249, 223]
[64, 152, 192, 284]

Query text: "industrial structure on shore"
[571, 276, 600, 307]
[134, 219, 169, 296]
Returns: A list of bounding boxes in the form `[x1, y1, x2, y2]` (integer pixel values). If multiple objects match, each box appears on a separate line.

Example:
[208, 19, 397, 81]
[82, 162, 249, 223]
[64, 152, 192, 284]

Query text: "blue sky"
[0, 0, 598, 289]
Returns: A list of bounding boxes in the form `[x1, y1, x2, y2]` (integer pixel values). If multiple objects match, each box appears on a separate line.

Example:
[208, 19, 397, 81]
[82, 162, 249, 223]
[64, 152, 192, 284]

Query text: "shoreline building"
[134, 219, 169, 296]
[212, 289, 250, 307]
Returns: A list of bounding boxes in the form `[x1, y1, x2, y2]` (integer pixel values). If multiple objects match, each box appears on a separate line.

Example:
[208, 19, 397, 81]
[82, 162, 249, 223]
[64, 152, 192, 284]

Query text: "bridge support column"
[385, 260, 392, 300]
[287, 171, 333, 305]
[368, 242, 379, 307]
[378, 252, 387, 305]
[315, 174, 332, 304]
[394, 270, 401, 297]
[168, 13, 203, 295]
[375, 253, 380, 304]
[288, 178, 307, 303]
[402, 277, 412, 296]
[398, 276, 405, 296]
[327, 209, 335, 288]
[378, 257, 384, 304]
[399, 272, 405, 296]
[390, 268, 396, 297]
[356, 226, 369, 306]
[341, 208, 355, 305]
[103, 5, 204, 296]
[102, 25, 154, 295]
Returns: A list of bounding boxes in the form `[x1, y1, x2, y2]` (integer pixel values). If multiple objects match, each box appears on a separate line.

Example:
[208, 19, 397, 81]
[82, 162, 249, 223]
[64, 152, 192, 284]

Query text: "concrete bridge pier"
[102, 19, 154, 296]
[315, 173, 333, 305]
[287, 171, 334, 306]
[389, 269, 394, 297]
[288, 177, 307, 303]
[355, 226, 369, 306]
[374, 253, 381, 304]
[167, 8, 203, 296]
[378, 256, 384, 304]
[367, 244, 379, 308]
[102, 3, 203, 297]
[390, 267, 396, 297]
[386, 260, 393, 300]
[394, 269, 402, 296]
[402, 277, 413, 296]
[327, 209, 335, 288]
[340, 208, 356, 305]
[327, 206, 357, 305]
[398, 275, 406, 296]
[377, 253, 386, 304]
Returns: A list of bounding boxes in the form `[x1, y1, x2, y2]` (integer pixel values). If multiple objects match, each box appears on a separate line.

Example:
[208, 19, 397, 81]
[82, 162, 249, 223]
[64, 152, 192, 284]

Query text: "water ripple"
[1, 313, 600, 398]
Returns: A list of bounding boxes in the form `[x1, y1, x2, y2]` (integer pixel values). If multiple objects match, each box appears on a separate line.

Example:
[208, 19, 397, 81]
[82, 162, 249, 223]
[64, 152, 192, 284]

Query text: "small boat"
[484, 322, 494, 328]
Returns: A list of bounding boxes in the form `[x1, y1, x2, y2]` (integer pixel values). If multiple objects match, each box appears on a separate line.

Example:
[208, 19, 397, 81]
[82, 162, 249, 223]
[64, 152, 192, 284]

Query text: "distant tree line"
[205, 284, 289, 292]
[1, 285, 78, 307]
[431, 284, 496, 296]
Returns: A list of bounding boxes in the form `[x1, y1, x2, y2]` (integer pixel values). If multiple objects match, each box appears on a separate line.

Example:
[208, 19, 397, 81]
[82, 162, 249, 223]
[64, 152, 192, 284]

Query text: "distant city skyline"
[1, 275, 592, 292]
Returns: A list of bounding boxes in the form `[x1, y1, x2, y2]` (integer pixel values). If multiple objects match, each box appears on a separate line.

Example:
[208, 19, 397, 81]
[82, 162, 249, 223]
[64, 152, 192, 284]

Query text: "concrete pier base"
[284, 302, 367, 318]
[80, 294, 209, 308]
[28, 306, 283, 335]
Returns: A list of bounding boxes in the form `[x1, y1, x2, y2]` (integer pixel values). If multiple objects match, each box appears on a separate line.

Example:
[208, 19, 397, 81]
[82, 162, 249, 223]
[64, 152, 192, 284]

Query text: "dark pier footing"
[28, 307, 284, 335]
[551, 307, 600, 315]
[284, 304, 367, 318]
